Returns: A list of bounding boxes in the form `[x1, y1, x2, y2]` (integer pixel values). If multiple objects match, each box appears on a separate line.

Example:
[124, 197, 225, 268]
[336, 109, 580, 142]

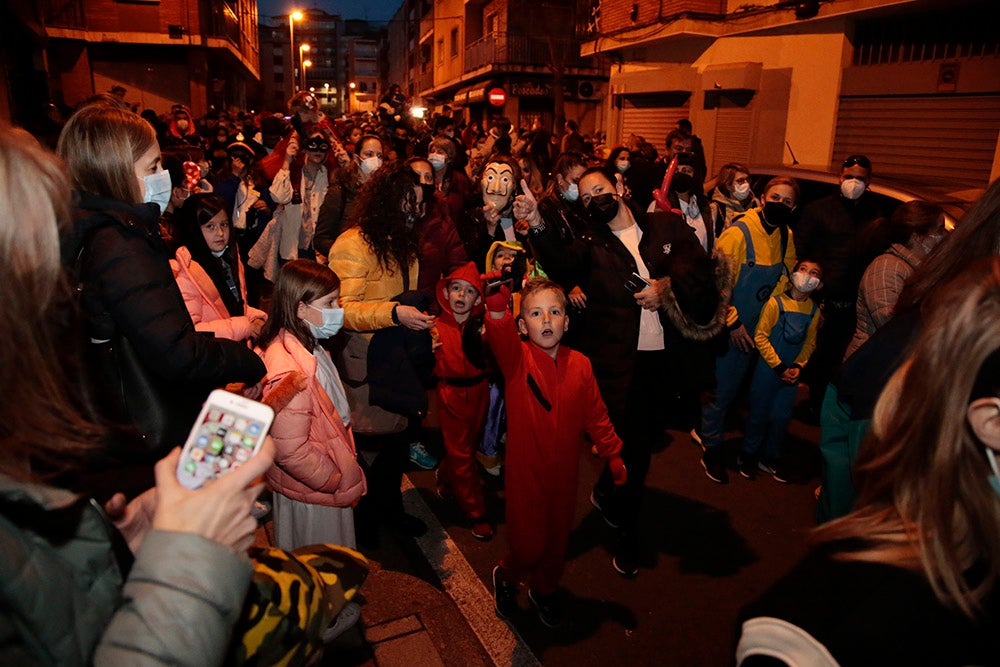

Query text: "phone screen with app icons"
[177, 404, 269, 489]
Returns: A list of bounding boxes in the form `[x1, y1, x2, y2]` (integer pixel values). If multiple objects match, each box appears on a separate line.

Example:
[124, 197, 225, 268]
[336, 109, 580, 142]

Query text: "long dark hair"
[257, 259, 341, 351]
[349, 162, 421, 275]
[174, 193, 243, 317]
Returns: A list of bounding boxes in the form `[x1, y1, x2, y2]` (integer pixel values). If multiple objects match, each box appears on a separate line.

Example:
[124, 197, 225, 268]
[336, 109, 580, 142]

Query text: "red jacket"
[484, 311, 621, 497]
[258, 331, 366, 506]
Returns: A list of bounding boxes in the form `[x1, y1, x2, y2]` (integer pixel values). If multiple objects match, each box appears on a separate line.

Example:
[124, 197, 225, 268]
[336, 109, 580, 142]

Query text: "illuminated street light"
[289, 10, 303, 92]
[299, 43, 311, 90]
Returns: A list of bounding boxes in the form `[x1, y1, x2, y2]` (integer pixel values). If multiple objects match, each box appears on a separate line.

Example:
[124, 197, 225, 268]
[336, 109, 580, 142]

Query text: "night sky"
[257, 0, 402, 22]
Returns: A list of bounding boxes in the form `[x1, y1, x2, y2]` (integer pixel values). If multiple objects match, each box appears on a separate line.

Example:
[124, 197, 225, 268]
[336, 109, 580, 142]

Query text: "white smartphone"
[176, 389, 275, 490]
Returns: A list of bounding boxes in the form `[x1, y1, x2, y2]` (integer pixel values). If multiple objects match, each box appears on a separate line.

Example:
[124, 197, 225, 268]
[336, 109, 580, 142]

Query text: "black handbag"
[89, 332, 204, 462]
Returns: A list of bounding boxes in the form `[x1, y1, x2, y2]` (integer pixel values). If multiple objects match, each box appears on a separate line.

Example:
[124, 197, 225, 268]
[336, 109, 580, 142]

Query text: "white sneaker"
[321, 601, 361, 643]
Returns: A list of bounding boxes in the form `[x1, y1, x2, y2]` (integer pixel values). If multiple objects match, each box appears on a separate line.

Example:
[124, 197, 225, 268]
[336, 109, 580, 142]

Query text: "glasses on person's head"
[842, 155, 871, 170]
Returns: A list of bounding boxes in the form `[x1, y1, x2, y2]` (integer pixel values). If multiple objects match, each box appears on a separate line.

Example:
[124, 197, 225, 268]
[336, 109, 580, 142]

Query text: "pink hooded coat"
[259, 331, 366, 506]
[170, 247, 266, 341]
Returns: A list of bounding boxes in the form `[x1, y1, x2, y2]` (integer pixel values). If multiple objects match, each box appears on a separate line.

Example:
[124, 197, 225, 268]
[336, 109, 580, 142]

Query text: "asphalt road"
[402, 394, 824, 666]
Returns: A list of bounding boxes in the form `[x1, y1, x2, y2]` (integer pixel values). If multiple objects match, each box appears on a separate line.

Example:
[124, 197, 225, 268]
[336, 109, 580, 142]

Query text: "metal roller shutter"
[834, 95, 1000, 189]
[620, 95, 689, 149]
[712, 106, 754, 172]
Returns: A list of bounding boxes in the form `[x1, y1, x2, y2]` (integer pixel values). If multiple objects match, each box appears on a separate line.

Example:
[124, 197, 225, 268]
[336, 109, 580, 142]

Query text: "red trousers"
[436, 381, 489, 519]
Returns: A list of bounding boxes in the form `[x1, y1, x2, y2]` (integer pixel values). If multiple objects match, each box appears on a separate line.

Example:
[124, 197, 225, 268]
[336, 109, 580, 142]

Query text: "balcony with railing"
[464, 32, 596, 73]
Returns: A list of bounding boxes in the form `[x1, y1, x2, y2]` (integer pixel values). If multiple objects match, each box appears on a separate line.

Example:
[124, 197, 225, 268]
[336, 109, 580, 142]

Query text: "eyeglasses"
[842, 154, 871, 170]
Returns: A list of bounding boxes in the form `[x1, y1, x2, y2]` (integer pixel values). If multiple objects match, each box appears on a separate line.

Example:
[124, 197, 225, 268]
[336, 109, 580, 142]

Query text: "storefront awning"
[451, 80, 496, 107]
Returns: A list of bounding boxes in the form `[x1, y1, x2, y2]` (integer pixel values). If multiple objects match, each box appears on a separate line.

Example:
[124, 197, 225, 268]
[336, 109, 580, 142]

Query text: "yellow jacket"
[754, 293, 821, 369]
[716, 208, 797, 327]
[328, 227, 420, 333]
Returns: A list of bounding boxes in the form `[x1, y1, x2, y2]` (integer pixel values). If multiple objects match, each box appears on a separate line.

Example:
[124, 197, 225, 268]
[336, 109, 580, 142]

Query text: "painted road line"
[402, 475, 541, 667]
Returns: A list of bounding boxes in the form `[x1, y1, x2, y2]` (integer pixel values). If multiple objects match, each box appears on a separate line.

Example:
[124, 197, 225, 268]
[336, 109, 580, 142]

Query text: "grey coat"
[0, 475, 251, 666]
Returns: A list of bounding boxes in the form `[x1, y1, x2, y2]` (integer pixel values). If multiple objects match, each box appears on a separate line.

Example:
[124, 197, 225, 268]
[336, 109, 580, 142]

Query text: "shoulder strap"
[735, 220, 755, 264]
[775, 295, 786, 315]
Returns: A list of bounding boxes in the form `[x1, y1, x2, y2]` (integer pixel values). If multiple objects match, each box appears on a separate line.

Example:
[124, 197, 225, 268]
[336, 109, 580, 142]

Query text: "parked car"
[745, 164, 980, 230]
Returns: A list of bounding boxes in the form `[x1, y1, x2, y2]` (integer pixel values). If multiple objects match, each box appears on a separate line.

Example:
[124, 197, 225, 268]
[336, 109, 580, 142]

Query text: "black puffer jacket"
[530, 209, 724, 415]
[61, 192, 266, 389]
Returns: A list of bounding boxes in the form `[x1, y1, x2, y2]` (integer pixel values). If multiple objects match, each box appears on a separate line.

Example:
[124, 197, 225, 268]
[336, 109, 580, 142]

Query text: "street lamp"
[289, 10, 303, 92]
[299, 43, 311, 91]
[347, 81, 356, 115]
[303, 60, 312, 92]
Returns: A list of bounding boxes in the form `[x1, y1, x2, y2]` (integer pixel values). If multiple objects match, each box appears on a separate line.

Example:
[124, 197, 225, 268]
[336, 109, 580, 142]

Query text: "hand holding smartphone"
[624, 271, 650, 293]
[176, 389, 275, 490]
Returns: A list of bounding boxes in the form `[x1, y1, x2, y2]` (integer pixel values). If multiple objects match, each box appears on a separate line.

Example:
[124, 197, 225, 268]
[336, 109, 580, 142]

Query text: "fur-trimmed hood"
[656, 249, 731, 341]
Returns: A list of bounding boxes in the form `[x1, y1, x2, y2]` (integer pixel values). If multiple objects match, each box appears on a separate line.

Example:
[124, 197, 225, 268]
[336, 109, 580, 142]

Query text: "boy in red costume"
[485, 278, 626, 627]
[432, 262, 494, 540]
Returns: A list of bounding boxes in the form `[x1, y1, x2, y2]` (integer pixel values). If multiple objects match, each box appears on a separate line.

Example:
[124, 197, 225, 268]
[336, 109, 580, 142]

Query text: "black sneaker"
[612, 537, 638, 578]
[689, 428, 705, 451]
[528, 588, 565, 628]
[758, 460, 791, 483]
[737, 457, 757, 480]
[589, 487, 619, 529]
[492, 566, 519, 620]
[701, 449, 729, 484]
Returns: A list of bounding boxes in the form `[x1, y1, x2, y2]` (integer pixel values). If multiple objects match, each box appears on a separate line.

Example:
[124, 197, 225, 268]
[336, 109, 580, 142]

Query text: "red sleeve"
[579, 358, 622, 459]
[483, 310, 522, 379]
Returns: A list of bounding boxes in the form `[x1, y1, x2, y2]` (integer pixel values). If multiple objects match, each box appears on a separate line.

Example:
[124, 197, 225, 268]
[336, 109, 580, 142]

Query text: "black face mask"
[762, 201, 794, 228]
[586, 193, 619, 225]
[672, 172, 694, 193]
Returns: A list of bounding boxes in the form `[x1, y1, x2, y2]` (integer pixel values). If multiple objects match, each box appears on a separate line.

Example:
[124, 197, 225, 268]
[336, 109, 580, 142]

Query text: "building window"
[273, 54, 283, 65]
[437, 38, 444, 65]
[274, 73, 284, 83]
[487, 13, 498, 36]
[450, 28, 459, 58]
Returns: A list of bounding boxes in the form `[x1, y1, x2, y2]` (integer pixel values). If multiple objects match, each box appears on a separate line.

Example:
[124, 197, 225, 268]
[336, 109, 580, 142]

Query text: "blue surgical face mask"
[987, 449, 1000, 499]
[305, 305, 344, 339]
[143, 170, 173, 214]
[563, 182, 579, 202]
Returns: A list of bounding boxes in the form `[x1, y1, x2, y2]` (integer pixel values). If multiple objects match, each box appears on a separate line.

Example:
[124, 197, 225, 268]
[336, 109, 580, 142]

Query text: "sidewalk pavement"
[253, 475, 536, 667]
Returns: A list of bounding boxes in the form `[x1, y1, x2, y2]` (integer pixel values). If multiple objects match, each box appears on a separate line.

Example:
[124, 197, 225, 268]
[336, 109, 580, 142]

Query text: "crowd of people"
[1, 83, 998, 665]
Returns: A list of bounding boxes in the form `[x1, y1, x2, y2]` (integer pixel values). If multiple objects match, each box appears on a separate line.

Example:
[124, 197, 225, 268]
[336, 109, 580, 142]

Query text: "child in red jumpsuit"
[432, 262, 494, 540]
[484, 278, 626, 628]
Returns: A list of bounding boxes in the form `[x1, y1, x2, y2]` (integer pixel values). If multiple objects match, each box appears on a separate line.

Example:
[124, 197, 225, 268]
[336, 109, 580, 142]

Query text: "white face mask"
[733, 182, 751, 201]
[840, 178, 866, 200]
[143, 170, 173, 214]
[791, 271, 820, 294]
[563, 183, 579, 202]
[360, 156, 383, 175]
[428, 153, 447, 169]
[305, 305, 345, 339]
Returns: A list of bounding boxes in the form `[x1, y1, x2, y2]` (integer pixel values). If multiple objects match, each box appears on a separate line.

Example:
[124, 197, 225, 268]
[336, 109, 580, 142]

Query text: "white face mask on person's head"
[791, 271, 820, 294]
[564, 183, 579, 202]
[360, 156, 383, 175]
[305, 305, 344, 339]
[143, 170, 173, 214]
[840, 178, 866, 200]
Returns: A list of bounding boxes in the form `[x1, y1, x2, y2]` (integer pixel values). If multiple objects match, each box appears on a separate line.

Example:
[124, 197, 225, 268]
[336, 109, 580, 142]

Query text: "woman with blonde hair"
[58, 102, 265, 460]
[0, 122, 275, 665]
[737, 256, 1000, 665]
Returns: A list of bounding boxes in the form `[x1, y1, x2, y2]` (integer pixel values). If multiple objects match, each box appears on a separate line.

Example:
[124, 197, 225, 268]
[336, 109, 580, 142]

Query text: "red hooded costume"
[484, 295, 622, 594]
[433, 262, 490, 520]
